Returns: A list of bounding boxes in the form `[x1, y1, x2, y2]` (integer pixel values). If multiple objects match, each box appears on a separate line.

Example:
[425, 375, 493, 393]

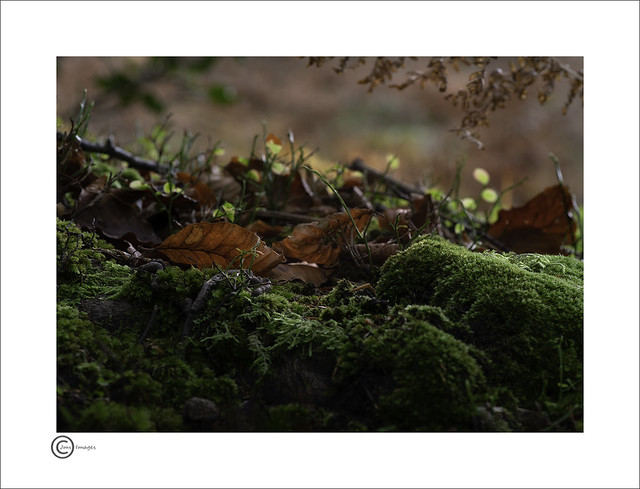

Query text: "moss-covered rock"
[376, 234, 583, 406]
[334, 307, 487, 431]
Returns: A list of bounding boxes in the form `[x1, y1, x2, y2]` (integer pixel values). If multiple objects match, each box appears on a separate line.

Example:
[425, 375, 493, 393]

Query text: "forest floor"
[56, 116, 583, 432]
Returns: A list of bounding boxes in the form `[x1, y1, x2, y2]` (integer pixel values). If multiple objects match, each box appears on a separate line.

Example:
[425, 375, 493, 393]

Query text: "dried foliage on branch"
[307, 56, 583, 149]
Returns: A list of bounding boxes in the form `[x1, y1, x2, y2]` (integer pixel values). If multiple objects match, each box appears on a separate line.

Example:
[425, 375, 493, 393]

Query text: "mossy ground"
[376, 234, 583, 426]
[57, 220, 583, 432]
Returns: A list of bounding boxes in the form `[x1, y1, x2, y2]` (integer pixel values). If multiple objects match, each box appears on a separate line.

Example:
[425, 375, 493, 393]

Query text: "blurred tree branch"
[307, 56, 583, 149]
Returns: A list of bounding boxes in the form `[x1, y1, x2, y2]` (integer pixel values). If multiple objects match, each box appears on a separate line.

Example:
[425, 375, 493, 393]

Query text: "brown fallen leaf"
[177, 171, 217, 207]
[272, 209, 373, 267]
[74, 183, 163, 246]
[349, 241, 401, 266]
[149, 222, 285, 275]
[487, 184, 576, 254]
[411, 193, 439, 232]
[244, 219, 284, 239]
[378, 208, 413, 240]
[281, 171, 316, 211]
[377, 194, 438, 243]
[268, 262, 334, 286]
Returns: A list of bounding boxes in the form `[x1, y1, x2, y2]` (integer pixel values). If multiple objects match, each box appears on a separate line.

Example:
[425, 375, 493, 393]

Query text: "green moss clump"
[336, 309, 487, 431]
[503, 252, 583, 286]
[375, 234, 583, 406]
[57, 300, 242, 432]
[57, 218, 109, 278]
[265, 404, 332, 431]
[57, 303, 170, 431]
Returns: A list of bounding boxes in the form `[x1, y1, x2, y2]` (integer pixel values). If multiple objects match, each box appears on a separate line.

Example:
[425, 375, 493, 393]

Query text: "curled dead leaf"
[350, 241, 401, 266]
[244, 219, 284, 239]
[150, 222, 285, 275]
[268, 262, 334, 286]
[176, 171, 217, 207]
[272, 209, 373, 267]
[488, 184, 576, 254]
[74, 183, 162, 246]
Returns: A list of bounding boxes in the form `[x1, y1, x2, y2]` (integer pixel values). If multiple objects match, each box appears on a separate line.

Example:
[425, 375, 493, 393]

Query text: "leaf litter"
[57, 127, 581, 287]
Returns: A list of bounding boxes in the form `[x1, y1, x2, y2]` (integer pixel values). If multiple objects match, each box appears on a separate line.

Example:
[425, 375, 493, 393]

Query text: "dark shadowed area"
[57, 57, 583, 207]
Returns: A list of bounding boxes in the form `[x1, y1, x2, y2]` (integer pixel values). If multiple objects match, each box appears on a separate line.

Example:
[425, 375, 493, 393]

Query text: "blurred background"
[56, 57, 583, 207]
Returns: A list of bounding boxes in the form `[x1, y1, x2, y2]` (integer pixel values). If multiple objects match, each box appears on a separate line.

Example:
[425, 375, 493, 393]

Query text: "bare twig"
[348, 158, 423, 200]
[252, 209, 320, 224]
[57, 131, 171, 174]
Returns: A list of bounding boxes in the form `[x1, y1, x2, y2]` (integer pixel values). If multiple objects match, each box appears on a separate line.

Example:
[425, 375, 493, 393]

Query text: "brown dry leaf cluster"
[58, 128, 580, 288]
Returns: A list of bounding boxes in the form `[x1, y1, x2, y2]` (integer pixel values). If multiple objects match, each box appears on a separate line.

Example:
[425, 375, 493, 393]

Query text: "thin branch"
[348, 158, 423, 200]
[57, 131, 171, 173]
[252, 209, 319, 223]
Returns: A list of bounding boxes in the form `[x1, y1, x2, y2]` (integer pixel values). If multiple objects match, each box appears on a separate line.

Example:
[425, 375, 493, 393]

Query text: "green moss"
[504, 252, 583, 286]
[57, 217, 581, 431]
[252, 290, 347, 356]
[60, 400, 160, 431]
[336, 310, 487, 431]
[266, 404, 331, 431]
[323, 279, 353, 306]
[57, 300, 242, 431]
[195, 287, 347, 379]
[376, 234, 583, 406]
[57, 218, 112, 277]
[58, 260, 133, 304]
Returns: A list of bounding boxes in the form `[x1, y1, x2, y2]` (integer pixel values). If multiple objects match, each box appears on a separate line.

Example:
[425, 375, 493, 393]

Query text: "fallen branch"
[57, 131, 172, 174]
[348, 157, 423, 200]
[253, 209, 320, 224]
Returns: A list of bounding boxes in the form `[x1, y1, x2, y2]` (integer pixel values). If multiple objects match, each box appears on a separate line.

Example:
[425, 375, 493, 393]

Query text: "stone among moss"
[376, 235, 583, 405]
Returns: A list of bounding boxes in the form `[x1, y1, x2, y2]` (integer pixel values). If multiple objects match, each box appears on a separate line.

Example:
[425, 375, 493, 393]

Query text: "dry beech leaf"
[176, 171, 216, 207]
[225, 157, 263, 180]
[350, 242, 401, 266]
[244, 219, 284, 239]
[378, 208, 413, 239]
[282, 171, 316, 211]
[488, 184, 576, 254]
[207, 173, 242, 205]
[152, 222, 285, 275]
[411, 193, 438, 232]
[266, 133, 282, 146]
[75, 186, 162, 246]
[268, 262, 334, 286]
[377, 195, 438, 242]
[272, 209, 373, 267]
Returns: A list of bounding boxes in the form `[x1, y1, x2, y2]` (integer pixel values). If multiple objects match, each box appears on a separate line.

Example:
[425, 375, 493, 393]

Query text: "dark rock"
[516, 407, 551, 431]
[78, 299, 134, 332]
[183, 397, 221, 430]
